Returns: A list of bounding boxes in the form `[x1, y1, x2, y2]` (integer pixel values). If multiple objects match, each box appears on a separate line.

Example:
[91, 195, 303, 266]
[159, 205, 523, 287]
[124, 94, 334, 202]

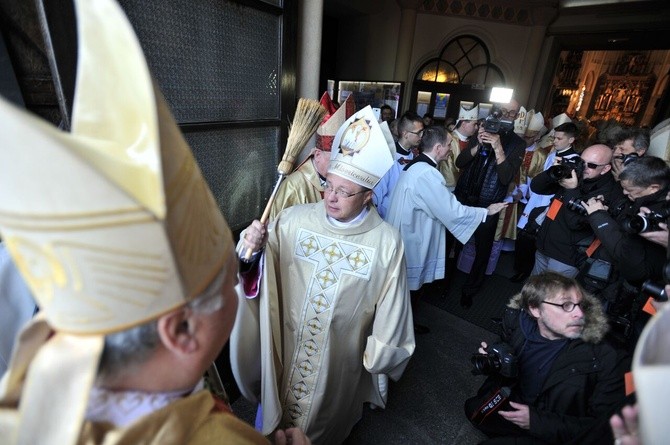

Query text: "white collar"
[423, 152, 438, 165]
[327, 206, 370, 228]
[85, 379, 204, 427]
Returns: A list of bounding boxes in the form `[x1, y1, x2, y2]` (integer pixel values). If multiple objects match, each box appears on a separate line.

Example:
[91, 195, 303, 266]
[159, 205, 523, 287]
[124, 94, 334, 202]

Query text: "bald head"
[581, 144, 613, 180]
[583, 144, 613, 163]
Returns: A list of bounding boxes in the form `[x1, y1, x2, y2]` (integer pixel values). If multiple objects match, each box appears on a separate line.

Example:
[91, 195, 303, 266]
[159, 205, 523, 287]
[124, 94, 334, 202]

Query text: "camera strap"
[585, 238, 601, 257]
[546, 198, 563, 220]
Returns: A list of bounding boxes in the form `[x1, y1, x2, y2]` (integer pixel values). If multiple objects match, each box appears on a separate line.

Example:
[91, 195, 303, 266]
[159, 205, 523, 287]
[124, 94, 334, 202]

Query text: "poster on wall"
[335, 80, 403, 120]
[433, 93, 449, 119]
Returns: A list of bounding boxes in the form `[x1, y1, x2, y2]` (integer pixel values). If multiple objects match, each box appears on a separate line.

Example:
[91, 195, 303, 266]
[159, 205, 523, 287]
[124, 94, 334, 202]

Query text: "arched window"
[416, 35, 504, 86]
[411, 35, 505, 121]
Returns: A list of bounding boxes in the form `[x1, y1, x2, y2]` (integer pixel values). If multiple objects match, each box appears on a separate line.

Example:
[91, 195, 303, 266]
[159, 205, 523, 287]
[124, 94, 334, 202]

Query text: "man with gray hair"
[611, 127, 650, 180]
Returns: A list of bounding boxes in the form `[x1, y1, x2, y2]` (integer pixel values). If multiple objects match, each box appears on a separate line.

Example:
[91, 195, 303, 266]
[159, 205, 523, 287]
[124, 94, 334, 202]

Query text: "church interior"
[1, 0, 669, 443]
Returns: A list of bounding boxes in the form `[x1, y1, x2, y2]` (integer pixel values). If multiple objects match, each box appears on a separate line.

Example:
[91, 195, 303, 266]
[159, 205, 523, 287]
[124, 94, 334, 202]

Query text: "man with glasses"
[464, 272, 627, 444]
[234, 107, 415, 444]
[373, 111, 424, 218]
[610, 127, 649, 181]
[452, 99, 526, 308]
[530, 144, 625, 278]
[581, 156, 669, 345]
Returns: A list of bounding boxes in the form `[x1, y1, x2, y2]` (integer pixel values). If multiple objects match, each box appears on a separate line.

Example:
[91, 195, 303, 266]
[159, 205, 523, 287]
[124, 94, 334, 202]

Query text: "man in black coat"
[452, 100, 526, 308]
[530, 144, 626, 278]
[464, 272, 628, 444]
[581, 156, 670, 344]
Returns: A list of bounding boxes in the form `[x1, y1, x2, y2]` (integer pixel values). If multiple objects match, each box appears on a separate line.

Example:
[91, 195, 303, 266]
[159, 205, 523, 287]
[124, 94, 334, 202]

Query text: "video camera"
[480, 109, 514, 157]
[622, 206, 670, 234]
[471, 343, 518, 378]
[547, 156, 585, 181]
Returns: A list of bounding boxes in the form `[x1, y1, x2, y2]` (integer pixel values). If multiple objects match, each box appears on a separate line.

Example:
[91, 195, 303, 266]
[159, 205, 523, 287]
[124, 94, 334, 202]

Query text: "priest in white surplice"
[231, 107, 415, 445]
[386, 126, 507, 296]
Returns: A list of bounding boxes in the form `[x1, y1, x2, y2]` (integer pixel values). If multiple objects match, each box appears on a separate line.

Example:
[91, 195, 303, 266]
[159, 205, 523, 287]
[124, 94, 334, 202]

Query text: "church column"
[526, 5, 559, 109]
[297, 0, 324, 99]
[394, 0, 422, 111]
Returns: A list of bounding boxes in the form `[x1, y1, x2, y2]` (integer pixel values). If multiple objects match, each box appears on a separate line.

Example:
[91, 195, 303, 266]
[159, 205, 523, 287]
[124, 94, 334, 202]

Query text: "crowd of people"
[0, 1, 669, 444]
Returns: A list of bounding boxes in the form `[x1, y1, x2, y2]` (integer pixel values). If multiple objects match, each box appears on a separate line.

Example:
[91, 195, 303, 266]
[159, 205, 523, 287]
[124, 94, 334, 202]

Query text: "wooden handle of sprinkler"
[243, 173, 287, 260]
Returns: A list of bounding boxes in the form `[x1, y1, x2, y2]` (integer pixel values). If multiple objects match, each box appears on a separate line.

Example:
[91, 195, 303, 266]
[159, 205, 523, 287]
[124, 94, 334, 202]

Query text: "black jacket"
[531, 170, 625, 267]
[454, 130, 525, 207]
[499, 293, 627, 444]
[587, 188, 668, 285]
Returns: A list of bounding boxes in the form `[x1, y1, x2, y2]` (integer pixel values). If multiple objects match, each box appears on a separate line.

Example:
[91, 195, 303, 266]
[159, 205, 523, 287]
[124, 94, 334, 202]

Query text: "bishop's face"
[323, 173, 372, 223]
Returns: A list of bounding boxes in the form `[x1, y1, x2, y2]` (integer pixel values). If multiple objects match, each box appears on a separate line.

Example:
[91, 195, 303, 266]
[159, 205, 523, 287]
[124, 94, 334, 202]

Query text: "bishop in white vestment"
[231, 107, 415, 445]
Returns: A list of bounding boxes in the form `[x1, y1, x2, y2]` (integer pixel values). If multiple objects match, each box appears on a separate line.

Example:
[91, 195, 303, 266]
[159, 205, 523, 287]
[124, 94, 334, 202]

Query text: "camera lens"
[471, 353, 500, 375]
[547, 165, 570, 181]
[623, 215, 648, 234]
[642, 280, 668, 302]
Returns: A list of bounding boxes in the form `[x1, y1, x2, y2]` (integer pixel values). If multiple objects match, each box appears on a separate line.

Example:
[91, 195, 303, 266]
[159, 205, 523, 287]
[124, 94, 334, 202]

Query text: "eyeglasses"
[407, 129, 424, 137]
[500, 108, 519, 119]
[541, 300, 589, 312]
[324, 184, 366, 199]
[583, 161, 608, 169]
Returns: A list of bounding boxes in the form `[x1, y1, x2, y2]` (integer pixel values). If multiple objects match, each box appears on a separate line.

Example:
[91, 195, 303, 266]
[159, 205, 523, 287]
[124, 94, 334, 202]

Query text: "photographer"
[610, 127, 649, 181]
[530, 144, 625, 278]
[452, 100, 526, 307]
[580, 156, 670, 336]
[464, 272, 628, 444]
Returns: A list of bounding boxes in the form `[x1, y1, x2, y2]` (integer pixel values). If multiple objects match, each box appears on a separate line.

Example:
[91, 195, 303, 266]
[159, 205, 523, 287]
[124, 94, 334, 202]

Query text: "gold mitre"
[513, 106, 528, 135]
[0, 0, 231, 336]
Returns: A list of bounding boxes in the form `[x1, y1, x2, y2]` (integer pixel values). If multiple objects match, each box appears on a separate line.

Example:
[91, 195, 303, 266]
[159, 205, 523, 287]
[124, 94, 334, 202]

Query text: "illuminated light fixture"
[490, 87, 514, 103]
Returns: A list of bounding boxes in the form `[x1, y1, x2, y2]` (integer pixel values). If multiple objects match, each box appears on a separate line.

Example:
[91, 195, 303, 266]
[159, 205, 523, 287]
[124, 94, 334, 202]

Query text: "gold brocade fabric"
[494, 203, 519, 241]
[437, 134, 465, 189]
[520, 146, 551, 188]
[78, 391, 269, 445]
[268, 156, 323, 221]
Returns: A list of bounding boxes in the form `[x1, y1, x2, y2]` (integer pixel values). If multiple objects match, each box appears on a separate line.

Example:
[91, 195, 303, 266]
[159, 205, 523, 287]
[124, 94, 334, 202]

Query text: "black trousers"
[512, 229, 537, 275]
[455, 213, 500, 295]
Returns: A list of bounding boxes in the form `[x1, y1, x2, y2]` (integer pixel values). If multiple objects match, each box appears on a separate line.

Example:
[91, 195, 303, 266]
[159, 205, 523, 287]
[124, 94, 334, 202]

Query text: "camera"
[617, 152, 640, 167]
[547, 156, 585, 181]
[480, 110, 514, 157]
[642, 280, 669, 302]
[565, 197, 589, 216]
[622, 207, 670, 234]
[482, 110, 514, 135]
[641, 259, 670, 302]
[471, 343, 518, 378]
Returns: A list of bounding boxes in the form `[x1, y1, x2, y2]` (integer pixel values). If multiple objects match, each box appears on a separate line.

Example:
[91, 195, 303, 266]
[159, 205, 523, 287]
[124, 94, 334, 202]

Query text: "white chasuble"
[230, 201, 415, 445]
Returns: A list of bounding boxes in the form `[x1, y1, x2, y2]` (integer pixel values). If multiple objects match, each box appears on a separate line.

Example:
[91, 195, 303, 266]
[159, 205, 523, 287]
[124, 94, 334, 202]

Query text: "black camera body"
[617, 152, 640, 167]
[471, 343, 518, 378]
[482, 114, 514, 135]
[547, 156, 585, 181]
[622, 207, 670, 234]
[479, 110, 513, 157]
[479, 113, 513, 157]
[565, 196, 601, 217]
